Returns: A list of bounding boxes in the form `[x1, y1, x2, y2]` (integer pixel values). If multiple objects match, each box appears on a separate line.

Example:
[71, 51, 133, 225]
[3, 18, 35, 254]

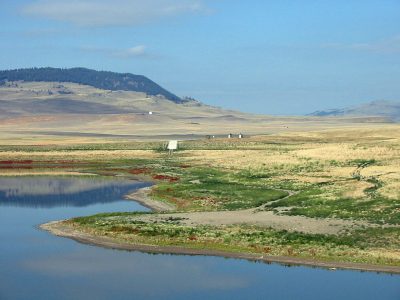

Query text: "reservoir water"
[0, 176, 398, 300]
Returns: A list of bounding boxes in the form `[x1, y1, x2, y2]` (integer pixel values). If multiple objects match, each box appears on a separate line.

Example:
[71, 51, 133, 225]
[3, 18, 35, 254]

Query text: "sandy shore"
[41, 220, 400, 275]
[134, 209, 366, 235]
[40, 184, 399, 274]
[124, 186, 175, 212]
[124, 187, 367, 235]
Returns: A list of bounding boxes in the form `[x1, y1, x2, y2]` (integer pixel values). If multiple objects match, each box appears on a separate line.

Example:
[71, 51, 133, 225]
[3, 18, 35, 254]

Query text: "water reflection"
[0, 177, 149, 208]
[0, 176, 398, 300]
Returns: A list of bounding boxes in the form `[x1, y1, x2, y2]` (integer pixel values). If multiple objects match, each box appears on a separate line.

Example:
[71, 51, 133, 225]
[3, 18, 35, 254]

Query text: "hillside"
[0, 81, 264, 142]
[309, 100, 400, 122]
[0, 81, 232, 117]
[0, 67, 182, 103]
[0, 78, 396, 144]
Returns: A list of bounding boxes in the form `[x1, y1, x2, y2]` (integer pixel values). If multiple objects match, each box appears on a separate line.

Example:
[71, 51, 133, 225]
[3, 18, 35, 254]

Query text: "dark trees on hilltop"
[0, 67, 182, 102]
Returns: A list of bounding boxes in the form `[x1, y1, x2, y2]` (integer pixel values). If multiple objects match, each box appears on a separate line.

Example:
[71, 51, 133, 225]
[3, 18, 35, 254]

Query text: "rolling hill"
[0, 67, 182, 102]
[308, 100, 400, 122]
[0, 67, 397, 144]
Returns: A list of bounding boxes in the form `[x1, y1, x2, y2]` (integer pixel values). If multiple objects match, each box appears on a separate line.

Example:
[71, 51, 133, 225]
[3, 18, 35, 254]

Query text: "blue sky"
[1, 0, 399, 115]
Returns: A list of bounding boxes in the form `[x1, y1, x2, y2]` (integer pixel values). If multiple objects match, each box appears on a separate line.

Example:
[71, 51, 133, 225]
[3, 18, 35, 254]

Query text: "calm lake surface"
[0, 176, 398, 300]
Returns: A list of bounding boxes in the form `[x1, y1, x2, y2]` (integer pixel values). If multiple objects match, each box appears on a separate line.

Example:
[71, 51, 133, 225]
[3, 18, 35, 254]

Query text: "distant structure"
[207, 133, 246, 140]
[167, 140, 178, 155]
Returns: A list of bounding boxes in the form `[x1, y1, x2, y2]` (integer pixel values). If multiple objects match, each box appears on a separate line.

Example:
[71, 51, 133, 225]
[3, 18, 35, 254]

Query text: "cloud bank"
[22, 0, 207, 26]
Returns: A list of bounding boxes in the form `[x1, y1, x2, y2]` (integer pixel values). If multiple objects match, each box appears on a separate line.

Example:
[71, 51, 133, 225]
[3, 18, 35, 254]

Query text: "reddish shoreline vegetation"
[0, 126, 399, 273]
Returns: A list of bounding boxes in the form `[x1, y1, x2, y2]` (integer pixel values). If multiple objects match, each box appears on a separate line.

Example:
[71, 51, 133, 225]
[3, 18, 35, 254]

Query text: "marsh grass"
[151, 166, 288, 211]
[69, 213, 400, 266]
[4, 126, 399, 266]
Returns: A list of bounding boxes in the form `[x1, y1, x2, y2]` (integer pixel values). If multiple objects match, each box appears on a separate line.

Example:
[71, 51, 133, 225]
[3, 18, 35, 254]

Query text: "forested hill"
[0, 67, 182, 103]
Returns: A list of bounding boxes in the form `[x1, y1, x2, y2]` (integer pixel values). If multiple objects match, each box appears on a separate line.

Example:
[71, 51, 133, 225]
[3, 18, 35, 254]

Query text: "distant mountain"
[308, 100, 400, 122]
[0, 67, 182, 103]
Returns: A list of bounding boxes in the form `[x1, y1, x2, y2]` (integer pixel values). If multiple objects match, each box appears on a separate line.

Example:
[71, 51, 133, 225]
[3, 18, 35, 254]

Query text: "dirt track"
[126, 187, 367, 235]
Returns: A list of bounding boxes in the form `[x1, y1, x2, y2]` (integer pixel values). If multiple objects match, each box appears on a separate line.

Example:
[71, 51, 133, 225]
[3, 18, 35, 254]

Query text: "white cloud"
[21, 0, 208, 27]
[322, 35, 400, 54]
[117, 45, 147, 57]
[80, 45, 155, 59]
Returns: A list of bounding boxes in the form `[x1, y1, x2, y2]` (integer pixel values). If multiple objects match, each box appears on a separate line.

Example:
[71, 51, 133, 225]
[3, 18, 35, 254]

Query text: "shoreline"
[39, 176, 400, 275]
[124, 186, 175, 212]
[41, 220, 400, 275]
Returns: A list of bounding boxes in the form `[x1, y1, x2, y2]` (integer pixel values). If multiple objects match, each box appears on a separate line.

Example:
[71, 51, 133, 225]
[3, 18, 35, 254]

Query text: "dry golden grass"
[294, 144, 399, 162]
[180, 125, 400, 200]
[0, 125, 398, 200]
[341, 181, 376, 199]
[0, 150, 160, 161]
[275, 175, 333, 184]
[0, 171, 94, 176]
[380, 182, 400, 200]
[367, 249, 400, 261]
[185, 150, 303, 170]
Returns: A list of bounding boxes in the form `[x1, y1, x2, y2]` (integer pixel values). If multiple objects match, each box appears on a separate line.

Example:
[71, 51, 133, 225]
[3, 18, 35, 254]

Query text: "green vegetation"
[2, 127, 400, 268]
[152, 167, 288, 211]
[69, 213, 400, 266]
[264, 183, 400, 224]
[1, 143, 398, 223]
[92, 158, 289, 211]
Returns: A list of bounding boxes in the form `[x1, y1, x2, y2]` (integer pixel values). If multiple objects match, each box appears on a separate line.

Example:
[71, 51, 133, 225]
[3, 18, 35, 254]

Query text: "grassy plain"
[2, 124, 400, 269]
